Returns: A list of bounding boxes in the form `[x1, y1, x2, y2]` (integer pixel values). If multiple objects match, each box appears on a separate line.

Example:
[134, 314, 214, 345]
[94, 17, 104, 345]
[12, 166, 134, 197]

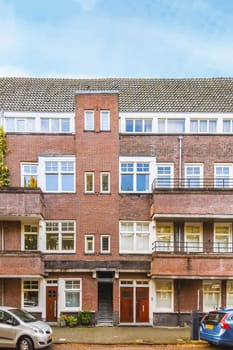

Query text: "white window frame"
[21, 163, 38, 188]
[215, 164, 233, 188]
[61, 278, 82, 311]
[155, 280, 174, 312]
[84, 110, 94, 131]
[119, 157, 155, 193]
[22, 279, 41, 311]
[203, 280, 221, 312]
[100, 172, 110, 193]
[85, 172, 95, 193]
[100, 235, 110, 254]
[226, 281, 233, 308]
[184, 222, 203, 252]
[22, 224, 39, 251]
[190, 119, 217, 133]
[43, 221, 76, 253]
[85, 235, 95, 254]
[120, 221, 151, 254]
[100, 110, 110, 131]
[39, 156, 75, 193]
[185, 164, 203, 188]
[125, 118, 153, 133]
[155, 222, 174, 252]
[214, 223, 232, 253]
[158, 118, 185, 133]
[155, 163, 174, 188]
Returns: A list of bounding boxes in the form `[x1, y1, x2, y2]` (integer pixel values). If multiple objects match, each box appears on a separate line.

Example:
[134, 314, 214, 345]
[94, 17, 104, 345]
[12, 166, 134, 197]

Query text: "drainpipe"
[178, 136, 183, 188]
[1, 223, 4, 250]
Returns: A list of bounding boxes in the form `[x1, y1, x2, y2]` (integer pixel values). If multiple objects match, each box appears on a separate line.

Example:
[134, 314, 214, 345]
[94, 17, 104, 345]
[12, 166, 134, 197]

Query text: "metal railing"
[151, 177, 233, 191]
[152, 240, 233, 254]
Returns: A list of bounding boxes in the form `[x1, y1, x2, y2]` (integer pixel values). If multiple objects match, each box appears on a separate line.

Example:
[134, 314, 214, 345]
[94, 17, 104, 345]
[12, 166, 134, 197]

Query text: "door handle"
[54, 300, 57, 317]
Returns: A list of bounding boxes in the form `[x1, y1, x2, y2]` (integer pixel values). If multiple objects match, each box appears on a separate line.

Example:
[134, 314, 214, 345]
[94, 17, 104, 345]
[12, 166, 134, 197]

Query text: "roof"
[0, 77, 233, 113]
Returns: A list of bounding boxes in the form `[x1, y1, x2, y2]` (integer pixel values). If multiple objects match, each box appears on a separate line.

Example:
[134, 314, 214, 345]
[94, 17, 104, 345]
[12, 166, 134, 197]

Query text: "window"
[41, 157, 75, 193]
[85, 235, 95, 253]
[84, 111, 94, 130]
[125, 119, 152, 133]
[158, 118, 185, 133]
[214, 223, 232, 253]
[227, 281, 233, 307]
[100, 173, 110, 193]
[184, 223, 202, 252]
[5, 117, 35, 132]
[190, 119, 217, 133]
[64, 279, 81, 308]
[120, 222, 150, 253]
[155, 223, 174, 252]
[185, 164, 203, 188]
[155, 164, 174, 188]
[23, 280, 39, 308]
[101, 235, 110, 254]
[21, 163, 38, 187]
[203, 281, 221, 312]
[155, 280, 173, 311]
[223, 119, 233, 133]
[40, 118, 70, 132]
[23, 225, 38, 250]
[120, 161, 150, 192]
[85, 173, 94, 193]
[45, 221, 75, 252]
[100, 111, 110, 131]
[215, 165, 232, 188]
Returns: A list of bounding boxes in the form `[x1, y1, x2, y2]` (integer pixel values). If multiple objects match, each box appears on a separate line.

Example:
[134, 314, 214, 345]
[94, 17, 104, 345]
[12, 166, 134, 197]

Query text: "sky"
[1, 0, 233, 78]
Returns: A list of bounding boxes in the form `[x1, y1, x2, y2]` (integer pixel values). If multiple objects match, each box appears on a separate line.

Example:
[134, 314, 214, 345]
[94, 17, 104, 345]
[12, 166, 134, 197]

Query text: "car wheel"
[17, 336, 34, 350]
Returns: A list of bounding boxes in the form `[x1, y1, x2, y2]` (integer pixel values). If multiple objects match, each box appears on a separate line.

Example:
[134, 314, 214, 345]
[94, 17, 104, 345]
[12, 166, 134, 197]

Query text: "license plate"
[206, 324, 214, 329]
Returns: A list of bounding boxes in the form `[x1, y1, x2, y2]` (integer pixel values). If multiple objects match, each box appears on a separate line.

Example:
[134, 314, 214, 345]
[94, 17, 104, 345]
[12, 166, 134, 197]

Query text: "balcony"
[0, 251, 44, 276]
[0, 187, 45, 219]
[151, 241, 233, 278]
[151, 178, 233, 220]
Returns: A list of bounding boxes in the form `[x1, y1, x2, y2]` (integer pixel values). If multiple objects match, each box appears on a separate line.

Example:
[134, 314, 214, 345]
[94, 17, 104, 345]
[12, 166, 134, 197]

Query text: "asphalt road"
[50, 344, 214, 350]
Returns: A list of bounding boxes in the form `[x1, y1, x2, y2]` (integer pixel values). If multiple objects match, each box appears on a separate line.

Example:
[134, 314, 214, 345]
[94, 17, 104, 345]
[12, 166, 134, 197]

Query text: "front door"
[46, 286, 57, 322]
[120, 287, 133, 322]
[136, 287, 149, 322]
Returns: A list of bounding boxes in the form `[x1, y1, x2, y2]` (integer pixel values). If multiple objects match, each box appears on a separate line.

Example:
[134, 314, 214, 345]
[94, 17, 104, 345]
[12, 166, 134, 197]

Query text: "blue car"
[200, 308, 233, 346]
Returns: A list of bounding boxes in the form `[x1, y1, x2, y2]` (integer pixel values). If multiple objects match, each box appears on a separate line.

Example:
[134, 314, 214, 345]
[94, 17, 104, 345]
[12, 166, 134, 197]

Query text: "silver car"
[0, 306, 53, 349]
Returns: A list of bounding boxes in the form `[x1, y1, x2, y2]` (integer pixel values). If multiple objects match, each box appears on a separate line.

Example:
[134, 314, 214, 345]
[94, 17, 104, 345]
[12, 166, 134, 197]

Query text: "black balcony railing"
[151, 177, 233, 191]
[152, 240, 233, 254]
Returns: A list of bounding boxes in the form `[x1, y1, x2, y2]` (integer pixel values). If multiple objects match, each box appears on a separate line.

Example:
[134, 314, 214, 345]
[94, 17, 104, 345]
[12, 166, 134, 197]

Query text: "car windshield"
[203, 312, 226, 325]
[10, 308, 37, 323]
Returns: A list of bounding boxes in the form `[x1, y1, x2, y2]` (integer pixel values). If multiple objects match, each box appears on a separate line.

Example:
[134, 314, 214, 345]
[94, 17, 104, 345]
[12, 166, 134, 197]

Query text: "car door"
[0, 310, 18, 347]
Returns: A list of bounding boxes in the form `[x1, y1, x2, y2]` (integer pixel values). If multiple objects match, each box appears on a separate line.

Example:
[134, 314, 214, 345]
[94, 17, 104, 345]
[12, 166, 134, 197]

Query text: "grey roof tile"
[0, 77, 233, 113]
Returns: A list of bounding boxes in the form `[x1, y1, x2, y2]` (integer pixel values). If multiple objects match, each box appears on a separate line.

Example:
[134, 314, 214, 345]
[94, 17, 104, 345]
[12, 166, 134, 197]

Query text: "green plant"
[79, 310, 91, 325]
[66, 315, 78, 327]
[59, 314, 68, 322]
[0, 127, 9, 187]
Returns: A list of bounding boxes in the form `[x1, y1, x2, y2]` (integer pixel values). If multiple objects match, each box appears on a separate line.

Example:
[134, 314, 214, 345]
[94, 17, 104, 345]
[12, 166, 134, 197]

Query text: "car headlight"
[30, 326, 44, 334]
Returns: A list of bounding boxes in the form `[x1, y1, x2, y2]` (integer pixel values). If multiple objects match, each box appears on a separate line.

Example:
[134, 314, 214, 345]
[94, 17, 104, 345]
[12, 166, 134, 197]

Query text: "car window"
[0, 311, 14, 324]
[203, 312, 226, 324]
[10, 308, 36, 323]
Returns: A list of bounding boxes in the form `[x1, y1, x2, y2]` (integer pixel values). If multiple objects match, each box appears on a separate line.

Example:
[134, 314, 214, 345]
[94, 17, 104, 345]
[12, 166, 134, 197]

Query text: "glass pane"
[136, 233, 149, 250]
[62, 234, 74, 250]
[135, 120, 143, 132]
[167, 119, 185, 133]
[121, 174, 133, 191]
[5, 118, 14, 131]
[101, 112, 110, 130]
[126, 120, 133, 132]
[209, 120, 217, 132]
[158, 119, 165, 132]
[190, 120, 198, 132]
[41, 118, 49, 131]
[86, 174, 93, 191]
[61, 118, 70, 132]
[136, 174, 149, 191]
[46, 233, 59, 250]
[46, 174, 58, 191]
[65, 292, 80, 307]
[121, 234, 134, 250]
[144, 120, 152, 132]
[24, 234, 38, 250]
[51, 119, 59, 132]
[223, 120, 231, 132]
[24, 291, 38, 307]
[62, 174, 74, 191]
[200, 120, 207, 132]
[101, 174, 109, 191]
[85, 112, 94, 130]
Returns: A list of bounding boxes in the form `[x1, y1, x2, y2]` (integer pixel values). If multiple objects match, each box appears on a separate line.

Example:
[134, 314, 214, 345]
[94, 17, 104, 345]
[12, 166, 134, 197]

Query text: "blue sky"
[1, 0, 233, 78]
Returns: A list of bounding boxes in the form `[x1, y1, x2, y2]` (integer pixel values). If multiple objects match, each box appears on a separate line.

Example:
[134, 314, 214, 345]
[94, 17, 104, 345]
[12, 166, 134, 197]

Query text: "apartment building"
[0, 77, 233, 326]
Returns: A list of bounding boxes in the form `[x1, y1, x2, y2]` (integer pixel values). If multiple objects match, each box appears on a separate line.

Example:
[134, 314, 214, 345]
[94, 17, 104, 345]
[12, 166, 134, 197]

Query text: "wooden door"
[46, 286, 57, 322]
[136, 287, 149, 323]
[120, 287, 133, 322]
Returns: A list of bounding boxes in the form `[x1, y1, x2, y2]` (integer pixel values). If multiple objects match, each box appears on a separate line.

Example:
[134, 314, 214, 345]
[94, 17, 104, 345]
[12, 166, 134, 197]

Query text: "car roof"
[209, 308, 233, 313]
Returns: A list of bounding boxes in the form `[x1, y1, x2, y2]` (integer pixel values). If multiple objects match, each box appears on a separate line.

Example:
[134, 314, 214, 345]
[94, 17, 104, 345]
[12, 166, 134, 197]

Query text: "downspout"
[178, 136, 183, 188]
[1, 222, 4, 251]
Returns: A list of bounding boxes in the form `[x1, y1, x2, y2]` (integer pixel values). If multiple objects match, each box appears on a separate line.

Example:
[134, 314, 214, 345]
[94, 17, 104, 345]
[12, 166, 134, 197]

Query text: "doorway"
[46, 286, 58, 322]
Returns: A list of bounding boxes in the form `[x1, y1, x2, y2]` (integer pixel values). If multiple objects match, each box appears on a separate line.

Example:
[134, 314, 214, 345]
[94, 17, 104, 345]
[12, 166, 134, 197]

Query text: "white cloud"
[72, 0, 100, 12]
[0, 65, 31, 77]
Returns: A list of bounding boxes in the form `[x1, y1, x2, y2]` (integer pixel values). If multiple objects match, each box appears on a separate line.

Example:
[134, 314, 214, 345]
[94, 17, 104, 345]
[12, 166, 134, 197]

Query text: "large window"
[223, 119, 233, 133]
[120, 222, 150, 253]
[214, 223, 232, 253]
[158, 118, 185, 133]
[125, 119, 152, 133]
[215, 165, 232, 188]
[155, 164, 174, 188]
[23, 280, 39, 308]
[23, 224, 38, 250]
[21, 163, 38, 187]
[84, 111, 94, 131]
[203, 280, 221, 312]
[155, 280, 173, 311]
[100, 111, 110, 131]
[40, 118, 70, 132]
[64, 279, 81, 309]
[45, 221, 75, 252]
[5, 117, 35, 132]
[155, 223, 174, 252]
[40, 157, 75, 193]
[185, 164, 203, 188]
[184, 223, 202, 252]
[120, 160, 150, 192]
[227, 281, 233, 307]
[190, 119, 217, 133]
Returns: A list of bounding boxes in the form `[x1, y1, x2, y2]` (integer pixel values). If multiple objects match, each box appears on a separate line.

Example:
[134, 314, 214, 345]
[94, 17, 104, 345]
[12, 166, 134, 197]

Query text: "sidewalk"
[52, 326, 203, 345]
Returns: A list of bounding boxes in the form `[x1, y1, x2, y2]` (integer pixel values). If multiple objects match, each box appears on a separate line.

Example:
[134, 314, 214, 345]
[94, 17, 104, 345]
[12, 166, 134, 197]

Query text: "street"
[50, 344, 213, 350]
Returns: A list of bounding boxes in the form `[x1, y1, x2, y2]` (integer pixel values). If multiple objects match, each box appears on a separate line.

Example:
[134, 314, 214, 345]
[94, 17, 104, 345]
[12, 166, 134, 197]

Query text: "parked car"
[0, 306, 53, 349]
[200, 308, 233, 346]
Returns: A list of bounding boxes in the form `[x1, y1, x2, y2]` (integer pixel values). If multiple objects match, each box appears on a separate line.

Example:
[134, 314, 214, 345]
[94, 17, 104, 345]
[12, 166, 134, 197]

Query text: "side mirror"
[6, 318, 19, 326]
